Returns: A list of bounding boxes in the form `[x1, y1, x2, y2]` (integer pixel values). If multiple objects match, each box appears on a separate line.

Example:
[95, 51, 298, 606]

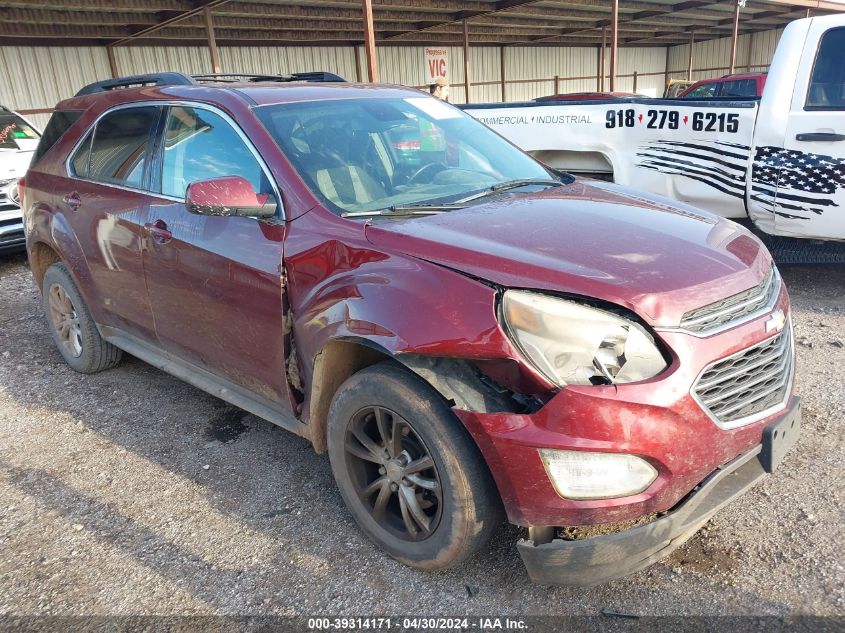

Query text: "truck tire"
[42, 262, 122, 374]
[327, 361, 503, 570]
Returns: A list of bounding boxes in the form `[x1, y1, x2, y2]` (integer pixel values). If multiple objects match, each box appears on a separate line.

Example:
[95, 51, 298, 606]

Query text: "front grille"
[693, 324, 793, 429]
[680, 267, 777, 334]
[0, 214, 24, 248]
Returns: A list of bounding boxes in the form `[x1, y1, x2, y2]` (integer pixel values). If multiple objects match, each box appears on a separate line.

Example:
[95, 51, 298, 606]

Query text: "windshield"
[255, 97, 552, 215]
[0, 113, 40, 150]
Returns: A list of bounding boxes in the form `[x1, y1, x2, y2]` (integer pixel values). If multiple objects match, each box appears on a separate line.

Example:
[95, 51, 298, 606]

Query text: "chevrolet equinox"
[21, 72, 800, 586]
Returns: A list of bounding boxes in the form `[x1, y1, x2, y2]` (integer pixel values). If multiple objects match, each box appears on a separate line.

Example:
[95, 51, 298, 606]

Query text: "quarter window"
[806, 27, 845, 109]
[88, 106, 159, 188]
[31, 110, 78, 164]
[159, 106, 266, 199]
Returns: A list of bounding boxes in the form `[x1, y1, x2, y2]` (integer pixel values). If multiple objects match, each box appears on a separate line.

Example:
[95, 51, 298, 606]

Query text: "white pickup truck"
[462, 15, 845, 245]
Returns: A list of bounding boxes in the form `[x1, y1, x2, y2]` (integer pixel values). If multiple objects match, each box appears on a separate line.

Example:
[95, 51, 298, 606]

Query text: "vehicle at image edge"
[461, 15, 845, 243]
[0, 106, 40, 254]
[678, 73, 767, 99]
[21, 70, 800, 587]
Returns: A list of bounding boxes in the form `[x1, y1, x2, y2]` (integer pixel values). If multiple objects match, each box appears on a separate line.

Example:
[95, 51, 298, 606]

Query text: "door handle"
[62, 192, 82, 211]
[795, 132, 845, 142]
[144, 219, 172, 244]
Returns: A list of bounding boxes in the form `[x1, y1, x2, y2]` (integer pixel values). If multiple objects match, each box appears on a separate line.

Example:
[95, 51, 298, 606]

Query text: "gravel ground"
[0, 251, 843, 618]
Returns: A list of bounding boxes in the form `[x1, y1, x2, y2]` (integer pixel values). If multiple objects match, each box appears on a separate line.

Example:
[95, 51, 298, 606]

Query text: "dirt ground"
[0, 251, 843, 618]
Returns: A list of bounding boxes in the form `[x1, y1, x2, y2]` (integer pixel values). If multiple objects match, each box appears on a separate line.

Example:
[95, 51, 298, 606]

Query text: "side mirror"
[185, 176, 277, 218]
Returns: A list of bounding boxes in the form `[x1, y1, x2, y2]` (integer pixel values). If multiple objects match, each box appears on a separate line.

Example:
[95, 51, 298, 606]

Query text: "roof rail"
[75, 72, 196, 96]
[74, 70, 347, 97]
[192, 72, 347, 83]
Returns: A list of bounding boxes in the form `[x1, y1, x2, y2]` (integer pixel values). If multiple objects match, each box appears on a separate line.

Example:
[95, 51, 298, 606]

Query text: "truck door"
[776, 23, 845, 240]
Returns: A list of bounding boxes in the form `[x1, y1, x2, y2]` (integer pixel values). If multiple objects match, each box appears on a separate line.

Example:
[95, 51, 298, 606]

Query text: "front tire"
[327, 361, 502, 570]
[42, 263, 122, 374]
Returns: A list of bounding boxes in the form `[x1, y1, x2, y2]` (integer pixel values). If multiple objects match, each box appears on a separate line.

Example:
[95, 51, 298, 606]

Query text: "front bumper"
[516, 396, 800, 586]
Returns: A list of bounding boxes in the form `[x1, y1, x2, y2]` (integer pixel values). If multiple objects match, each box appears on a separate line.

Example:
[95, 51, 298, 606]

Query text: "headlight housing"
[539, 449, 658, 499]
[502, 290, 667, 386]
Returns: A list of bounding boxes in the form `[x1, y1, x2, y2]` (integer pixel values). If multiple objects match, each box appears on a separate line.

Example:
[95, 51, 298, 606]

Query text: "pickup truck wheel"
[42, 263, 122, 374]
[327, 361, 502, 570]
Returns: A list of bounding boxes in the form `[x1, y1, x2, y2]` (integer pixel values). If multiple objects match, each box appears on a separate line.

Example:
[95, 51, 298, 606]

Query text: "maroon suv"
[21, 72, 800, 586]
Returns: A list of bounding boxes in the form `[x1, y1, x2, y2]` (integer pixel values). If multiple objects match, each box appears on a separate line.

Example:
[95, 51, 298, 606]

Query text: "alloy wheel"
[344, 406, 443, 541]
[48, 283, 83, 358]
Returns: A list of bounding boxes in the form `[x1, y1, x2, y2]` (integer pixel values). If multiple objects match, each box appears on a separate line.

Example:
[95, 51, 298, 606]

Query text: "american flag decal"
[635, 140, 750, 201]
[751, 146, 844, 220]
[634, 141, 845, 221]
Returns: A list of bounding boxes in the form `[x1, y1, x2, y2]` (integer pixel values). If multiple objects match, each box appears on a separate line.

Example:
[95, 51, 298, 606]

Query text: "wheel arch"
[306, 338, 519, 453]
[28, 241, 63, 291]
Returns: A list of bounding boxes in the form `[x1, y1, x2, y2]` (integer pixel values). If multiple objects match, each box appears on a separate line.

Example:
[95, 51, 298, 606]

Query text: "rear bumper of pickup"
[516, 397, 801, 586]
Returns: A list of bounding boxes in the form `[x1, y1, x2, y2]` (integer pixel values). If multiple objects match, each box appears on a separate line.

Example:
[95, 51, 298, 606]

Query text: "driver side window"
[159, 106, 266, 199]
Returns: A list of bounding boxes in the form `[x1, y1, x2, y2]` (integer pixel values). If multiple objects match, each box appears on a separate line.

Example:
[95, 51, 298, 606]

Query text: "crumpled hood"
[364, 179, 772, 327]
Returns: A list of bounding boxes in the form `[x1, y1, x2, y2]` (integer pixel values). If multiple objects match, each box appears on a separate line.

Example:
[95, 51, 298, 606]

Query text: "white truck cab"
[462, 15, 845, 243]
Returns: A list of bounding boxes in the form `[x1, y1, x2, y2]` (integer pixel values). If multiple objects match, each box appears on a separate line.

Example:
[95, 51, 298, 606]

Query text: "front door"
[777, 23, 845, 240]
[142, 104, 290, 405]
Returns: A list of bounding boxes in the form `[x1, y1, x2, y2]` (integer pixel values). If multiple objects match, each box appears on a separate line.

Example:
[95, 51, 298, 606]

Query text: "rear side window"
[88, 106, 159, 188]
[30, 110, 77, 164]
[806, 27, 845, 110]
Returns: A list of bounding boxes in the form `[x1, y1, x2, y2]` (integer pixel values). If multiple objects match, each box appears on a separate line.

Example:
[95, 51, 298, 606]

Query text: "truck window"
[720, 79, 756, 98]
[806, 27, 845, 110]
[1, 111, 40, 154]
[683, 83, 718, 99]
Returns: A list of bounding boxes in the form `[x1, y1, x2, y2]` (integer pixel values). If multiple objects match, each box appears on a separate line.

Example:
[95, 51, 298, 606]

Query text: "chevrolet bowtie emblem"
[766, 309, 786, 333]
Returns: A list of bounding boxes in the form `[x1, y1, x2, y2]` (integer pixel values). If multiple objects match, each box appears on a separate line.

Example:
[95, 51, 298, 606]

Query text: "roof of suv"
[57, 81, 425, 112]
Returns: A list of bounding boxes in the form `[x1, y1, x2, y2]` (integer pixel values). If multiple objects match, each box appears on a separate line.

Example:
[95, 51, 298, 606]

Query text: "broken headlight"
[502, 290, 667, 387]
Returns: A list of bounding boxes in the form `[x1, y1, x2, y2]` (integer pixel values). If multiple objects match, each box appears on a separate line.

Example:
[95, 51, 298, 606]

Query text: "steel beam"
[687, 31, 694, 80]
[729, 0, 741, 74]
[362, 0, 379, 82]
[463, 19, 471, 103]
[110, 0, 231, 46]
[609, 0, 618, 91]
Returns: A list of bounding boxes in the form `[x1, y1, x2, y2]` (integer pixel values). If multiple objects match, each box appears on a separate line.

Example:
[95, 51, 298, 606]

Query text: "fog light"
[539, 449, 658, 500]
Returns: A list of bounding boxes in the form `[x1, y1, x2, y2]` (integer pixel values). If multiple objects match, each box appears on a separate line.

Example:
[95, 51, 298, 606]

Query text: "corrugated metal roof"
[0, 0, 834, 48]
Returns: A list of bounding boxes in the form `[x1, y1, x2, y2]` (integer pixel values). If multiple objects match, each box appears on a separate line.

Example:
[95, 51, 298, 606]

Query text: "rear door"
[776, 23, 845, 239]
[142, 103, 291, 405]
[62, 105, 161, 339]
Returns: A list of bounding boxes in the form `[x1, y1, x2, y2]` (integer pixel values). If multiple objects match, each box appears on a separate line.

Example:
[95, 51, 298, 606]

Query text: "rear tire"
[327, 361, 503, 570]
[42, 263, 122, 374]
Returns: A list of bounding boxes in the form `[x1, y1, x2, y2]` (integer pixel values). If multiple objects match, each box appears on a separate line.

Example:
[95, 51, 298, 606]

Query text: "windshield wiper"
[341, 203, 465, 218]
[454, 178, 564, 204]
[340, 179, 562, 218]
